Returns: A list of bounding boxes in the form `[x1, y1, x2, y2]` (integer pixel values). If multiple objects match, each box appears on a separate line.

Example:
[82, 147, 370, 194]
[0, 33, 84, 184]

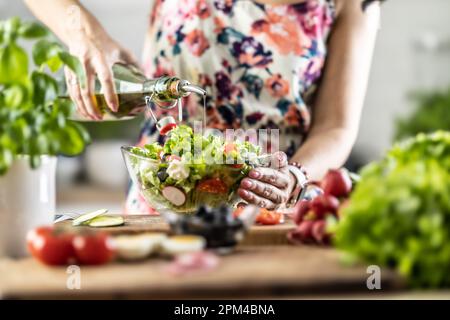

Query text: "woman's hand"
[238, 151, 296, 210]
[65, 32, 138, 120]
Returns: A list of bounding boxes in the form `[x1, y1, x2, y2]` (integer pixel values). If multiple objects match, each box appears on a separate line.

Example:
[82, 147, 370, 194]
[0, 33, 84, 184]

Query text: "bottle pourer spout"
[180, 83, 207, 96]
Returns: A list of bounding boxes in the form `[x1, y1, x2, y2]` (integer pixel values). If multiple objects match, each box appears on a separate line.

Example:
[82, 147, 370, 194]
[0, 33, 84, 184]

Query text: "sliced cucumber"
[72, 208, 108, 226]
[87, 215, 125, 228]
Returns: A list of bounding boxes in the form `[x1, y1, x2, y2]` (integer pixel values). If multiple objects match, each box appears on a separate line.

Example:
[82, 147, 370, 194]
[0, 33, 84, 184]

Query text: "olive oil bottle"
[63, 63, 206, 121]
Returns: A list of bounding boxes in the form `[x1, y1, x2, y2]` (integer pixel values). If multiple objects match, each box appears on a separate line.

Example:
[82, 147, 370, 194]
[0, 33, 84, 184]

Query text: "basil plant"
[0, 17, 90, 174]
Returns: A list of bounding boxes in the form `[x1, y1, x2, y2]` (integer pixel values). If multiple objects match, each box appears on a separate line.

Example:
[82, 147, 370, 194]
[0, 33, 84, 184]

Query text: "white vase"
[85, 141, 129, 189]
[0, 156, 57, 258]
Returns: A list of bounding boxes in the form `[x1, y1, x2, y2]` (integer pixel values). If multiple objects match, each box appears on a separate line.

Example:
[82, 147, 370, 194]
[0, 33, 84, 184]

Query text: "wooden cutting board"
[57, 215, 296, 246]
[0, 246, 403, 299]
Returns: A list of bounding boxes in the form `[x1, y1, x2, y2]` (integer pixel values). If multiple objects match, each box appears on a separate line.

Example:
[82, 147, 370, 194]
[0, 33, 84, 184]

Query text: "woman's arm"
[24, 0, 137, 119]
[291, 0, 381, 180]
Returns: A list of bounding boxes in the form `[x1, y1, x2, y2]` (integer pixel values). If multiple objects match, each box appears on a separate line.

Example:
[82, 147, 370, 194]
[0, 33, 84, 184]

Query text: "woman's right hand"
[65, 31, 139, 120]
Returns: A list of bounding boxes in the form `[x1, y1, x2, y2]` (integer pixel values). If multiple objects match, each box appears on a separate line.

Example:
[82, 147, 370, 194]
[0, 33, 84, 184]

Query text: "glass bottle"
[64, 63, 206, 121]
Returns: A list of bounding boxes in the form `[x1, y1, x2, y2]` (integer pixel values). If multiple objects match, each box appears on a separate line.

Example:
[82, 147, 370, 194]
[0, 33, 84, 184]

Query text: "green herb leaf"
[31, 71, 58, 105]
[1, 17, 21, 43]
[0, 43, 28, 84]
[3, 84, 27, 108]
[18, 21, 49, 39]
[32, 39, 63, 71]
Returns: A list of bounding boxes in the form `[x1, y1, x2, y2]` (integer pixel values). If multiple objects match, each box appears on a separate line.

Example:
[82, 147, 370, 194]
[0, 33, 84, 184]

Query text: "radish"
[311, 220, 327, 243]
[293, 199, 311, 225]
[297, 220, 314, 241]
[160, 123, 177, 136]
[311, 194, 339, 219]
[157, 116, 177, 136]
[162, 186, 186, 206]
[322, 169, 352, 198]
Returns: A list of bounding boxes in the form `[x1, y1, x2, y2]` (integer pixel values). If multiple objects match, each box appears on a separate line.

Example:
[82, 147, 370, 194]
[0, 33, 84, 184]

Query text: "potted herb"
[0, 17, 89, 257]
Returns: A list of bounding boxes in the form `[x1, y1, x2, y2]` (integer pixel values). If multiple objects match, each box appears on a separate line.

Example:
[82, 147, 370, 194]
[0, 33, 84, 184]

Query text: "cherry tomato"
[27, 226, 75, 266]
[197, 178, 228, 194]
[73, 232, 115, 265]
[256, 209, 282, 225]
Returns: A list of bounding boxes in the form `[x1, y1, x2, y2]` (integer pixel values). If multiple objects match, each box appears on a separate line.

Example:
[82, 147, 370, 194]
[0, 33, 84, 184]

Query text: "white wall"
[2, 0, 450, 161]
[357, 0, 450, 160]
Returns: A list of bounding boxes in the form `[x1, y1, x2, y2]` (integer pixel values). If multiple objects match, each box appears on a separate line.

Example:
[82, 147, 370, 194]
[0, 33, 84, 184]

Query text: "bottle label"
[116, 81, 142, 94]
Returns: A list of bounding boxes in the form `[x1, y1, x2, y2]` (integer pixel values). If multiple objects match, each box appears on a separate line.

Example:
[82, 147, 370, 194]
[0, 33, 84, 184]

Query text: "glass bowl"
[121, 146, 257, 214]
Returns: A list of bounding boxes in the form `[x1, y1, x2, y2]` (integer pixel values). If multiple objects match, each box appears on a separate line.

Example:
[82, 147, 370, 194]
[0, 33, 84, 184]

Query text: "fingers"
[238, 188, 278, 210]
[270, 151, 288, 169]
[240, 178, 288, 204]
[80, 63, 103, 120]
[119, 48, 140, 67]
[65, 68, 89, 119]
[248, 167, 290, 189]
[95, 58, 118, 112]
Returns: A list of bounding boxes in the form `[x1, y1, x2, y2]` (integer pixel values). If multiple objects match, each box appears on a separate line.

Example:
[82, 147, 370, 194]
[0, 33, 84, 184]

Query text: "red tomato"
[159, 123, 177, 136]
[256, 209, 282, 225]
[27, 226, 75, 266]
[196, 178, 228, 194]
[73, 233, 115, 265]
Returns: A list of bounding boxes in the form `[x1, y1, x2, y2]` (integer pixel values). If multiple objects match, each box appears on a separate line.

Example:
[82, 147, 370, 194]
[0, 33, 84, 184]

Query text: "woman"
[25, 0, 381, 214]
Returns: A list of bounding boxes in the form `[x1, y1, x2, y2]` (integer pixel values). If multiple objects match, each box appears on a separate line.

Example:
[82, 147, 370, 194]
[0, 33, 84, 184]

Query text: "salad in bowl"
[122, 125, 264, 214]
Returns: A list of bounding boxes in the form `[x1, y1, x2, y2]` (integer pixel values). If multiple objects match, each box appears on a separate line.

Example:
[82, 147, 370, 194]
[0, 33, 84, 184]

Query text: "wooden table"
[0, 216, 404, 299]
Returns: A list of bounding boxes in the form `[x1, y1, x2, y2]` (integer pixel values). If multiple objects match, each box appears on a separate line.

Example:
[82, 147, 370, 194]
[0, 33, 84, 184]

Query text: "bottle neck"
[143, 76, 186, 101]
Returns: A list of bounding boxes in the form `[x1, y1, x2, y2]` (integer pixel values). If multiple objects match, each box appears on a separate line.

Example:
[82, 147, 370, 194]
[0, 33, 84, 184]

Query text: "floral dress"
[125, 0, 335, 214]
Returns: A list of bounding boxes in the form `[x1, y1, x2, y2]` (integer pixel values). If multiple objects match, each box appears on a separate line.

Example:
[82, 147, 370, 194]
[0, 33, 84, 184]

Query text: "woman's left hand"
[238, 151, 296, 210]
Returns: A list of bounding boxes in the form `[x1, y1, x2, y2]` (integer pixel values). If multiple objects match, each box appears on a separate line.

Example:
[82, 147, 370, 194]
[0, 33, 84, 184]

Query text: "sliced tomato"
[256, 209, 282, 225]
[196, 178, 228, 194]
[27, 226, 75, 266]
[234, 207, 283, 225]
[159, 123, 177, 136]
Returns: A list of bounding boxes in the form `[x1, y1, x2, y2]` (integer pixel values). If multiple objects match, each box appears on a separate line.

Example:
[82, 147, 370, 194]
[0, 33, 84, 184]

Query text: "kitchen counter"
[0, 215, 406, 299]
[0, 245, 403, 299]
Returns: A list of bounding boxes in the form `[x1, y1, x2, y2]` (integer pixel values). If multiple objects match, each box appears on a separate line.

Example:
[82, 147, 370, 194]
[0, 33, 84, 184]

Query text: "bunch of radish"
[288, 168, 353, 245]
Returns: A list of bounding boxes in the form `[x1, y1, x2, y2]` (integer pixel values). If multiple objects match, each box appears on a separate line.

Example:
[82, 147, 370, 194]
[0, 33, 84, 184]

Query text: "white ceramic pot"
[85, 141, 129, 189]
[0, 156, 57, 258]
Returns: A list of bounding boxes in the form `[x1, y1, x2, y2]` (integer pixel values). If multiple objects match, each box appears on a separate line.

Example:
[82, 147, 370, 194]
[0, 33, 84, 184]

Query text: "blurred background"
[2, 0, 450, 213]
